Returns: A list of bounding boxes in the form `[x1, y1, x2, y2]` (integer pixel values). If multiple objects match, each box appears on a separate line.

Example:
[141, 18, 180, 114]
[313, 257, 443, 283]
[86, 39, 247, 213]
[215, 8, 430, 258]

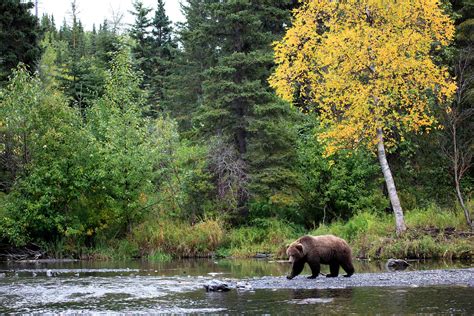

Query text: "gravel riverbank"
[243, 268, 474, 290]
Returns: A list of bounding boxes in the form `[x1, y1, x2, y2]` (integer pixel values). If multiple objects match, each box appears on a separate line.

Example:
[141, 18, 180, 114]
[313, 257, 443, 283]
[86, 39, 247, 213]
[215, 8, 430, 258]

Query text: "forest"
[0, 0, 472, 261]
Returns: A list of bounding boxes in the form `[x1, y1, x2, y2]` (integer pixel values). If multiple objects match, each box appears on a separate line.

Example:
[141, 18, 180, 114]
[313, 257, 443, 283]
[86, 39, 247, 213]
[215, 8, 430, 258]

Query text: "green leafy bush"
[295, 121, 388, 226]
[0, 48, 160, 247]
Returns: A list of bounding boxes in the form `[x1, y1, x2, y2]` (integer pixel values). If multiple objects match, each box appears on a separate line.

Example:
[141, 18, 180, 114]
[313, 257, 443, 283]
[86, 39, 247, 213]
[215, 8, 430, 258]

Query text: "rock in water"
[204, 280, 231, 292]
[386, 259, 410, 271]
[236, 281, 253, 291]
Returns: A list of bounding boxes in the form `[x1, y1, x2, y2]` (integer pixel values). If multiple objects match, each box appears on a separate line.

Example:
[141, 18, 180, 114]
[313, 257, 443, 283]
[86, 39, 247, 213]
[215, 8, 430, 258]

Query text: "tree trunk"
[452, 124, 474, 231]
[455, 178, 473, 231]
[447, 47, 474, 231]
[376, 128, 407, 235]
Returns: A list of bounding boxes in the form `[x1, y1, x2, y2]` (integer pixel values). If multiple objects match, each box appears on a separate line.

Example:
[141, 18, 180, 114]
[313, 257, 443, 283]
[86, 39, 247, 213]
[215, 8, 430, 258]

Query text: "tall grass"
[221, 218, 303, 258]
[82, 239, 140, 260]
[42, 204, 471, 261]
[130, 217, 225, 259]
[310, 204, 472, 260]
[404, 204, 466, 229]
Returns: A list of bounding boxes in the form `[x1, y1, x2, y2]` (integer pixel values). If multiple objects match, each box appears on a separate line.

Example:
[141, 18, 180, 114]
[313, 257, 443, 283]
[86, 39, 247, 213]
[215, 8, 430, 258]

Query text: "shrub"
[221, 218, 303, 258]
[405, 204, 466, 230]
[296, 124, 388, 226]
[148, 250, 172, 262]
[130, 217, 225, 258]
[308, 205, 471, 259]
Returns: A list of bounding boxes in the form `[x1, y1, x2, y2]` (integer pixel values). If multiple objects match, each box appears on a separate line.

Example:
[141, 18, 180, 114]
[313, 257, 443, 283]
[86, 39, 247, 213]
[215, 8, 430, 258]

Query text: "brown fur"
[286, 235, 354, 279]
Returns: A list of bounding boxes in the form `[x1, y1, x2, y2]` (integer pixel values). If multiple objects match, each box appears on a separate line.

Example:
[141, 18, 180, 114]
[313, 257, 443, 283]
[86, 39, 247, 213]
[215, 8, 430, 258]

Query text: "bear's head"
[286, 242, 304, 263]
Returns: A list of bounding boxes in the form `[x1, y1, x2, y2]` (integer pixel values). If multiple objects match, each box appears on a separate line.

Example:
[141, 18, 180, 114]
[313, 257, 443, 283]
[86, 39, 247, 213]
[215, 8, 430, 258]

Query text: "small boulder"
[254, 253, 271, 259]
[386, 259, 410, 271]
[204, 280, 231, 292]
[235, 281, 253, 291]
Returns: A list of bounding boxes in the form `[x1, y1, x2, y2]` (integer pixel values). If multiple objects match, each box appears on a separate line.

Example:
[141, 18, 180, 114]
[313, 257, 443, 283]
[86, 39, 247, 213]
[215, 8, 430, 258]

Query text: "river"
[0, 259, 472, 314]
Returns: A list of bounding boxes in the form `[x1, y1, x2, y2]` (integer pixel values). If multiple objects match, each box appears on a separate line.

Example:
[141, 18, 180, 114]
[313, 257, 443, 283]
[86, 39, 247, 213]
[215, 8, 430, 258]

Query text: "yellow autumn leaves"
[269, 0, 457, 155]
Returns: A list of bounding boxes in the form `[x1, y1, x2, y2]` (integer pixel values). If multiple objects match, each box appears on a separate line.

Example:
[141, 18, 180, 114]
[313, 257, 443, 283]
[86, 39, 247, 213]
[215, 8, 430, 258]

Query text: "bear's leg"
[326, 263, 339, 277]
[341, 261, 354, 277]
[307, 259, 320, 279]
[287, 260, 305, 280]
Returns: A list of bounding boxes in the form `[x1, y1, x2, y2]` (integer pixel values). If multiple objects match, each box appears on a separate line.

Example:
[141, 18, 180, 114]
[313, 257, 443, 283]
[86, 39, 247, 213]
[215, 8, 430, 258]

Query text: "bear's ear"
[295, 243, 303, 253]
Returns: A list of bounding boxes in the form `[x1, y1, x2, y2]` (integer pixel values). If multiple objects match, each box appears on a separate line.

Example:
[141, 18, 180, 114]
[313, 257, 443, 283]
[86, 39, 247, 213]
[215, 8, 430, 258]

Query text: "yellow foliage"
[269, 0, 456, 153]
[139, 192, 148, 205]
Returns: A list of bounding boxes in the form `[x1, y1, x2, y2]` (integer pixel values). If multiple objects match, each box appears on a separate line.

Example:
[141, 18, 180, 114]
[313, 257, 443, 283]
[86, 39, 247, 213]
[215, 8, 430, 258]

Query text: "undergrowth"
[130, 217, 225, 259]
[218, 218, 303, 258]
[310, 204, 473, 260]
[37, 204, 472, 261]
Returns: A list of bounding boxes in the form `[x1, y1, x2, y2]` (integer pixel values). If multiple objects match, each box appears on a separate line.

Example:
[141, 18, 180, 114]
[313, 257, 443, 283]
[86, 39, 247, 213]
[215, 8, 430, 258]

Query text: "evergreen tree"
[151, 0, 173, 48]
[40, 14, 58, 42]
[148, 0, 177, 115]
[87, 24, 98, 56]
[191, 1, 299, 220]
[57, 1, 101, 115]
[129, 0, 153, 89]
[165, 0, 220, 131]
[58, 18, 71, 42]
[0, 0, 42, 84]
[96, 20, 120, 66]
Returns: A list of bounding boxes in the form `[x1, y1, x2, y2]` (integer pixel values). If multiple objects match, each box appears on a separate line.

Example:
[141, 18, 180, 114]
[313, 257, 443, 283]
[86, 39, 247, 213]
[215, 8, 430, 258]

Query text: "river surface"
[0, 259, 473, 314]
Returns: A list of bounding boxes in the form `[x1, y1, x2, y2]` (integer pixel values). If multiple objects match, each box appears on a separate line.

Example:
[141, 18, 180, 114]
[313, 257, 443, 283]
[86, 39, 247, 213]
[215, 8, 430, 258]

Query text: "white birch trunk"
[376, 128, 407, 235]
[451, 112, 473, 230]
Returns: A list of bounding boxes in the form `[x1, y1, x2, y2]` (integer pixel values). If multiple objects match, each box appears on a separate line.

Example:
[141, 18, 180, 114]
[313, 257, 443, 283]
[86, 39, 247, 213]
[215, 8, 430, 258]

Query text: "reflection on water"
[0, 259, 472, 314]
[2, 257, 469, 277]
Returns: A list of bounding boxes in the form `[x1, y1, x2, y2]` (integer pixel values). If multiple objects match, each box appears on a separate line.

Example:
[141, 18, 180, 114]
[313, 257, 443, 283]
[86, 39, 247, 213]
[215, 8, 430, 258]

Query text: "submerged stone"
[204, 280, 231, 292]
[290, 298, 334, 304]
[386, 259, 410, 271]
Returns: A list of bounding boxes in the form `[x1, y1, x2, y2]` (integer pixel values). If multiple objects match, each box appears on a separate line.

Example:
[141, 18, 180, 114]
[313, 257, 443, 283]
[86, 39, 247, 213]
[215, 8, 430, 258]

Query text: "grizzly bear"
[286, 235, 354, 279]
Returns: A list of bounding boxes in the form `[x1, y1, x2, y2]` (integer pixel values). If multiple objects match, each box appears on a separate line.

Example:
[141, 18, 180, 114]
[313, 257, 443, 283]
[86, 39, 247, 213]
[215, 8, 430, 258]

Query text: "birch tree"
[269, 0, 457, 234]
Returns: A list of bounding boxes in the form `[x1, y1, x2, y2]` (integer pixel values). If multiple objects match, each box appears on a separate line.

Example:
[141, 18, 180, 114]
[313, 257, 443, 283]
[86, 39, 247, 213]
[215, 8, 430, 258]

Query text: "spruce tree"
[147, 0, 176, 115]
[129, 0, 153, 89]
[40, 14, 58, 42]
[166, 0, 220, 131]
[0, 0, 42, 84]
[96, 20, 120, 66]
[58, 1, 99, 114]
[151, 0, 173, 48]
[188, 1, 299, 220]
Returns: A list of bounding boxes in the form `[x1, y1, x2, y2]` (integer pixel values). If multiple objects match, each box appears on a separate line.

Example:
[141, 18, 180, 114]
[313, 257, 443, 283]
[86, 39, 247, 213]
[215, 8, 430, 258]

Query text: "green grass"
[309, 204, 473, 260]
[405, 204, 466, 229]
[35, 203, 472, 261]
[219, 218, 303, 258]
[147, 250, 172, 262]
[130, 217, 225, 258]
[81, 239, 140, 260]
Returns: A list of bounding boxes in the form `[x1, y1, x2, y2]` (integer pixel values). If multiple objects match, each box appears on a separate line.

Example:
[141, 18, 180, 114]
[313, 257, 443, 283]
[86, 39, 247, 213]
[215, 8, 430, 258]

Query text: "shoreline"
[244, 268, 474, 290]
